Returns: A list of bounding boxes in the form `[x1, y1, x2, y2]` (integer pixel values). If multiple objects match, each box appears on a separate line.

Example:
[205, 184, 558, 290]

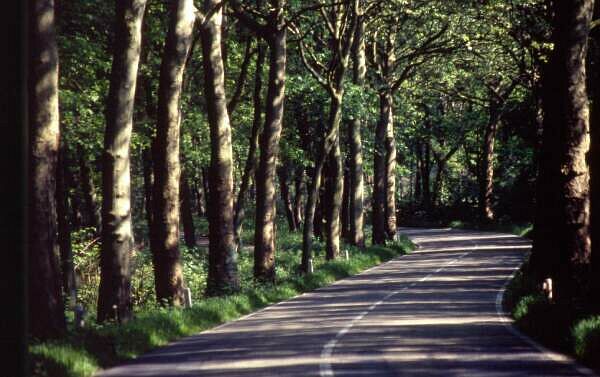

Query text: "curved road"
[98, 228, 597, 377]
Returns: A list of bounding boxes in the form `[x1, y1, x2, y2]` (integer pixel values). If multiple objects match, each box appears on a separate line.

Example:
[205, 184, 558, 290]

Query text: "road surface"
[97, 228, 597, 377]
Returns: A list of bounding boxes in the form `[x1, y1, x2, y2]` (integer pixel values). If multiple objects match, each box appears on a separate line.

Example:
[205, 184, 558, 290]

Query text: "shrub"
[573, 316, 600, 369]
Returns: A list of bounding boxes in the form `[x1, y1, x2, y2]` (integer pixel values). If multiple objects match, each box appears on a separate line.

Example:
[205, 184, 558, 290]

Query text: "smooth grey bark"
[28, 0, 66, 339]
[97, 0, 147, 323]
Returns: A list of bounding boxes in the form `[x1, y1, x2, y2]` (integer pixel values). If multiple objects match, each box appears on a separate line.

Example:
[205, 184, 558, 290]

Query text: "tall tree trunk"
[200, 0, 240, 295]
[28, 0, 66, 338]
[233, 40, 265, 246]
[293, 167, 304, 228]
[78, 146, 101, 232]
[314, 180, 324, 239]
[253, 21, 286, 283]
[302, 93, 342, 272]
[383, 92, 397, 240]
[589, 2, 600, 309]
[180, 171, 197, 248]
[149, 0, 195, 307]
[278, 164, 296, 231]
[57, 144, 77, 307]
[372, 92, 388, 245]
[324, 132, 343, 260]
[97, 0, 147, 323]
[553, 0, 593, 302]
[348, 11, 366, 247]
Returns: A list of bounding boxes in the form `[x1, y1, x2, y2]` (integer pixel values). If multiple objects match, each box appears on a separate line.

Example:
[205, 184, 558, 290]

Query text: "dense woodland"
[28, 0, 599, 359]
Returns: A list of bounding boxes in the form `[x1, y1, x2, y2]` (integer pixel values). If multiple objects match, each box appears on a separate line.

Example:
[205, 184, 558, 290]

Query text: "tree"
[230, 0, 287, 283]
[28, 0, 66, 338]
[97, 0, 148, 323]
[200, 0, 240, 295]
[531, 0, 593, 303]
[150, 0, 196, 306]
[367, 4, 452, 242]
[291, 0, 359, 269]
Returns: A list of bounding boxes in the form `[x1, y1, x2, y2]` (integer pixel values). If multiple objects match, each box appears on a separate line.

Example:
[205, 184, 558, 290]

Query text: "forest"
[26, 0, 599, 376]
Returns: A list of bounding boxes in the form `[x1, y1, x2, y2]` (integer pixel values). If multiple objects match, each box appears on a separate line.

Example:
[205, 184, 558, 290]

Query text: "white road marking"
[319, 250, 471, 377]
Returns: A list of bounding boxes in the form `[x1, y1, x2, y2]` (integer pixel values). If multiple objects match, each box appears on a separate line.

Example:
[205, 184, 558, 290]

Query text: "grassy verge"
[448, 220, 533, 238]
[503, 259, 600, 372]
[30, 235, 415, 377]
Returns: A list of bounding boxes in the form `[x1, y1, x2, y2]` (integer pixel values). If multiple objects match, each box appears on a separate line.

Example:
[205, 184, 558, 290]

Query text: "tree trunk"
[553, 0, 593, 302]
[324, 131, 343, 260]
[78, 146, 101, 232]
[589, 2, 600, 308]
[233, 40, 265, 247]
[278, 164, 296, 232]
[341, 157, 350, 240]
[149, 0, 195, 306]
[314, 180, 324, 239]
[479, 106, 499, 223]
[57, 144, 77, 307]
[97, 0, 147, 323]
[253, 23, 286, 283]
[180, 171, 197, 248]
[348, 116, 365, 247]
[28, 0, 66, 338]
[293, 167, 304, 228]
[372, 92, 388, 245]
[200, 0, 240, 295]
[142, 147, 154, 232]
[383, 92, 397, 240]
[302, 93, 342, 272]
[194, 178, 206, 217]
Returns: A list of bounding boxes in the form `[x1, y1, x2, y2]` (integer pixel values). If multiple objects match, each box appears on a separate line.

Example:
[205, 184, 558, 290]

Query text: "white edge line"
[318, 245, 471, 377]
[495, 264, 599, 377]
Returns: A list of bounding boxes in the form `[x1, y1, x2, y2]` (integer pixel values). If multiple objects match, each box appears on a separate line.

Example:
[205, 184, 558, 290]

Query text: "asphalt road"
[97, 228, 597, 377]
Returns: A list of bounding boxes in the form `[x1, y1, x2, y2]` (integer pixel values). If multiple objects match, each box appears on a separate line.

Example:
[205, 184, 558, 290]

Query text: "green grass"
[30, 234, 415, 377]
[448, 220, 533, 238]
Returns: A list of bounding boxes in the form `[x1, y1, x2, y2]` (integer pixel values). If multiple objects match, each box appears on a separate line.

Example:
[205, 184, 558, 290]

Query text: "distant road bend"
[98, 228, 598, 377]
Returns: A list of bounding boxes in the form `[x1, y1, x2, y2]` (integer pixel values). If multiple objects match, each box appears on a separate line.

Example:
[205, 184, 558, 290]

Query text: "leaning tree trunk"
[253, 24, 286, 283]
[233, 40, 265, 247]
[149, 0, 195, 307]
[383, 91, 397, 240]
[552, 0, 593, 303]
[97, 0, 147, 323]
[28, 0, 66, 339]
[201, 0, 240, 295]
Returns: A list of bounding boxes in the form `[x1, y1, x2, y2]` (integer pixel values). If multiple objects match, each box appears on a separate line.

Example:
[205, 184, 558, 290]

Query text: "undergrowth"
[503, 259, 600, 371]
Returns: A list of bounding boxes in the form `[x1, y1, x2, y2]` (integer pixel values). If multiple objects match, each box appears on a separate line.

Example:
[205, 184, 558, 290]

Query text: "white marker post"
[308, 258, 314, 273]
[183, 287, 193, 308]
